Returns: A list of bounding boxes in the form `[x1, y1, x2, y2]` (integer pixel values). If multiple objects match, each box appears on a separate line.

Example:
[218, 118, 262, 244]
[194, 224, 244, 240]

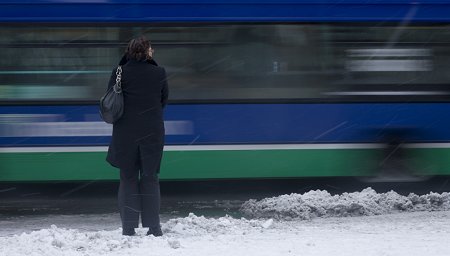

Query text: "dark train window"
[0, 24, 449, 103]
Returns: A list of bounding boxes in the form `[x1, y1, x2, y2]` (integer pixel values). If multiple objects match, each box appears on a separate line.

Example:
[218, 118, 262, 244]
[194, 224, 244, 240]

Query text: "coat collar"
[118, 55, 158, 66]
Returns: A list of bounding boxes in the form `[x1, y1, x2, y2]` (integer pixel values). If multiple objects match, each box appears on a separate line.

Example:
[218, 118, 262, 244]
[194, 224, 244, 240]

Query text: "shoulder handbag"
[100, 66, 124, 124]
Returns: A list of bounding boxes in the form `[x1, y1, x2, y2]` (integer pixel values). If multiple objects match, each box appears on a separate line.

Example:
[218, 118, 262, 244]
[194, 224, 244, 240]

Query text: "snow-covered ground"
[2, 188, 450, 256]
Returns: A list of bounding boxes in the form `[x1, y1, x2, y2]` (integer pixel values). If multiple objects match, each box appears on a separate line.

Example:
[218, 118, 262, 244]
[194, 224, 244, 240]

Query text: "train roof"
[1, 0, 450, 22]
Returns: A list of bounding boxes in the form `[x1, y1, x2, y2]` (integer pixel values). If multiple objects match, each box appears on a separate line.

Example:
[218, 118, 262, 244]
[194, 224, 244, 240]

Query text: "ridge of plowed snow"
[240, 187, 450, 220]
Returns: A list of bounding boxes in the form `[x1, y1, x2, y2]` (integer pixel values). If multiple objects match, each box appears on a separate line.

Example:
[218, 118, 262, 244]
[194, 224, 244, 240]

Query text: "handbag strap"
[113, 66, 123, 93]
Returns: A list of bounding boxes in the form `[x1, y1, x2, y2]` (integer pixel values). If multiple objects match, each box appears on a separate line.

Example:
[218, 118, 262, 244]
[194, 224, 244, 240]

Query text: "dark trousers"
[118, 148, 162, 229]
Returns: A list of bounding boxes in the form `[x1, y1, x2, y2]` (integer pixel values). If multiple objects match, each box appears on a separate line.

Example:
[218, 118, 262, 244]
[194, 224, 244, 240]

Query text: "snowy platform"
[2, 188, 450, 256]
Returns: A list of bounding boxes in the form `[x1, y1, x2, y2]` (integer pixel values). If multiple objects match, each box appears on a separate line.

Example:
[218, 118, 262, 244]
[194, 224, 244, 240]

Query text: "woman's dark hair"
[125, 36, 151, 61]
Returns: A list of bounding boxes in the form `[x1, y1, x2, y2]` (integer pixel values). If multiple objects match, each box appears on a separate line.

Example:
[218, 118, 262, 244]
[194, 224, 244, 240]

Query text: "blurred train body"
[1, 0, 450, 181]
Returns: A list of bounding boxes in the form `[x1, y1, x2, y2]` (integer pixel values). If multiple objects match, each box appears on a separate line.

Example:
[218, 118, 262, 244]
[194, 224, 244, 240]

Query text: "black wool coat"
[106, 57, 169, 172]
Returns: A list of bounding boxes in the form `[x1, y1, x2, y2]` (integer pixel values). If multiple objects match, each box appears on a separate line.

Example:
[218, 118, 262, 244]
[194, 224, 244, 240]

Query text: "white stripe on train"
[1, 143, 450, 153]
[0, 120, 194, 137]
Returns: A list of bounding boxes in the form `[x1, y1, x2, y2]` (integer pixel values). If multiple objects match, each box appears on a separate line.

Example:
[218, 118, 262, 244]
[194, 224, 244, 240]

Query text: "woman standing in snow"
[106, 36, 169, 236]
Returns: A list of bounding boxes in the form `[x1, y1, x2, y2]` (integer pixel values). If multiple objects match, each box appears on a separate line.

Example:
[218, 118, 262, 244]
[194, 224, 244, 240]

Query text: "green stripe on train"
[1, 148, 449, 181]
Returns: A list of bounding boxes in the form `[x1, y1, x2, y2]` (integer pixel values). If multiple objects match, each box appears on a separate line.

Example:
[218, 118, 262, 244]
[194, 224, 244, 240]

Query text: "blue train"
[1, 0, 450, 181]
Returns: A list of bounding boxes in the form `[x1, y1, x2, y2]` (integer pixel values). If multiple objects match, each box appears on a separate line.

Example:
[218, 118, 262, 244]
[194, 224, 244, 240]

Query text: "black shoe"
[122, 227, 136, 236]
[146, 226, 163, 237]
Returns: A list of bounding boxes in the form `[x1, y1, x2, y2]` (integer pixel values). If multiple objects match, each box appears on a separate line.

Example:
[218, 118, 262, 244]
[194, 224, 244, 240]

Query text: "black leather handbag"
[100, 66, 124, 124]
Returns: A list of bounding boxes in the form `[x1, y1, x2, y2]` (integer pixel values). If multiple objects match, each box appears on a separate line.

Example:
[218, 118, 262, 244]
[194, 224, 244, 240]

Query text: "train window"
[0, 24, 449, 103]
[0, 26, 124, 102]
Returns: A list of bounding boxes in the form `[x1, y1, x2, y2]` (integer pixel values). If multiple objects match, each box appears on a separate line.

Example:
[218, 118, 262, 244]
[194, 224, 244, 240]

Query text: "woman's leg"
[139, 146, 162, 230]
[139, 170, 161, 229]
[118, 168, 141, 232]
